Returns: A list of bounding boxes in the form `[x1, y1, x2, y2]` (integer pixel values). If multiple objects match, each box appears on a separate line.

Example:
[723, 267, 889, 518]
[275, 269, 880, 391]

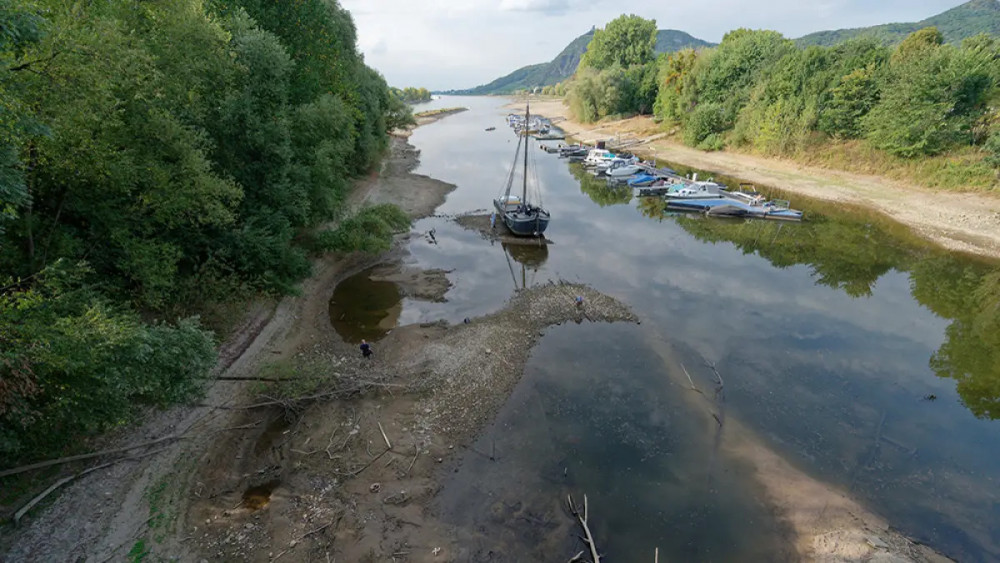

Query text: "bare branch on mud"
[221, 380, 401, 411]
[0, 434, 186, 479]
[271, 519, 338, 561]
[14, 447, 170, 524]
[215, 421, 263, 433]
[404, 443, 419, 475]
[566, 494, 601, 563]
[377, 421, 392, 450]
[212, 376, 291, 382]
[325, 429, 340, 460]
[680, 363, 703, 394]
[336, 448, 391, 478]
[703, 359, 725, 392]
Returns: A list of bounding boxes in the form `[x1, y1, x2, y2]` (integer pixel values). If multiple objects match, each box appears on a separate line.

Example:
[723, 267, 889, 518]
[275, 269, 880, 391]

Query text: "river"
[345, 96, 1000, 560]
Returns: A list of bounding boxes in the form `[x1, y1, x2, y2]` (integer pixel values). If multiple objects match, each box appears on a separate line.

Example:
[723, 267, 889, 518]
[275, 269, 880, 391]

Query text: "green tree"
[580, 14, 657, 70]
[0, 261, 216, 462]
[679, 29, 794, 147]
[819, 64, 881, 139]
[864, 28, 995, 157]
[654, 49, 698, 124]
[1, 3, 45, 234]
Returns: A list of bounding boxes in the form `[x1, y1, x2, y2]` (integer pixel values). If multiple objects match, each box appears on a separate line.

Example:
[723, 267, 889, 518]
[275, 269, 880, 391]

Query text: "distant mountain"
[797, 0, 1000, 47]
[447, 29, 713, 95]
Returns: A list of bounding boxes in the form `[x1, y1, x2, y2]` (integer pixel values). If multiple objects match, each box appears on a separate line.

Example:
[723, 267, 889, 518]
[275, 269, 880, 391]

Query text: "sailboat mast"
[522, 99, 529, 203]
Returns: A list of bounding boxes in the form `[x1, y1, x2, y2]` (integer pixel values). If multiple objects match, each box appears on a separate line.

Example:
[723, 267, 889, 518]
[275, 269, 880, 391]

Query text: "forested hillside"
[798, 0, 1000, 47]
[451, 28, 712, 95]
[564, 13, 1000, 189]
[0, 0, 409, 466]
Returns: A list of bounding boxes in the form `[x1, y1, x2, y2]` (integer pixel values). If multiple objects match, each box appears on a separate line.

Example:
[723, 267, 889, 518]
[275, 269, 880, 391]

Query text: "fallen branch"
[215, 421, 262, 433]
[336, 448, 390, 478]
[325, 428, 341, 460]
[703, 359, 725, 390]
[0, 434, 185, 479]
[271, 520, 337, 561]
[566, 494, 600, 563]
[404, 444, 419, 475]
[212, 376, 290, 382]
[15, 447, 170, 524]
[377, 421, 392, 450]
[680, 363, 703, 394]
[234, 380, 399, 410]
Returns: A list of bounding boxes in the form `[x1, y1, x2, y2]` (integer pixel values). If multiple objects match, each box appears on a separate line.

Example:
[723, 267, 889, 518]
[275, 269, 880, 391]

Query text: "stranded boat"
[493, 102, 550, 236]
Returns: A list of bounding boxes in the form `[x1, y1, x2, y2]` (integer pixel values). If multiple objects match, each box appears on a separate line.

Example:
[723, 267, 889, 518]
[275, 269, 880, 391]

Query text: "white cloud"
[499, 0, 573, 14]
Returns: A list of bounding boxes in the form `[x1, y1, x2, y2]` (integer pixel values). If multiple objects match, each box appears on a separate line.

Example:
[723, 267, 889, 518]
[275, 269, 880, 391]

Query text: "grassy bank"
[789, 140, 997, 192]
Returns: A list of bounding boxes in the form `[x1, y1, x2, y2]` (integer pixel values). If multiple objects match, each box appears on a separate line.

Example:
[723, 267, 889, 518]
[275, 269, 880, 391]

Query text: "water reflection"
[649, 197, 1000, 419]
[571, 163, 632, 207]
[501, 241, 548, 291]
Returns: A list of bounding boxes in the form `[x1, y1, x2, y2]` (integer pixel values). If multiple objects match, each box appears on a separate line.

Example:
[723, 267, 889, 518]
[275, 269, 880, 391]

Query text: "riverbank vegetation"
[565, 15, 1000, 189]
[414, 107, 468, 119]
[0, 0, 410, 466]
[391, 86, 433, 104]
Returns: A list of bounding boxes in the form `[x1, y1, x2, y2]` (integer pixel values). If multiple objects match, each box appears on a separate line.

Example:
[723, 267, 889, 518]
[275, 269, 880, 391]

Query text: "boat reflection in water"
[501, 241, 548, 290]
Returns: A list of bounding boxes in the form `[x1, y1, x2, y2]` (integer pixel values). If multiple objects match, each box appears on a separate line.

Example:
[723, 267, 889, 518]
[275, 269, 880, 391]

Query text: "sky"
[339, 0, 970, 91]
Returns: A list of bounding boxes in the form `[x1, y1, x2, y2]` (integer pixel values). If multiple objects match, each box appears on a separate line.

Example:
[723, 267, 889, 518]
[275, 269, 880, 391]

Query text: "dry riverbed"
[526, 98, 1000, 260]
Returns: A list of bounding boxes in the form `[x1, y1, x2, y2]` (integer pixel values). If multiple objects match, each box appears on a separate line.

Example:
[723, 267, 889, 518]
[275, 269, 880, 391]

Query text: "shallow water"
[328, 266, 401, 343]
[379, 96, 1000, 559]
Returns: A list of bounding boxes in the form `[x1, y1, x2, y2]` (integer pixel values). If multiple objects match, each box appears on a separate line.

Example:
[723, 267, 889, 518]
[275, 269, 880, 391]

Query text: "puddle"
[328, 267, 402, 343]
[241, 480, 280, 511]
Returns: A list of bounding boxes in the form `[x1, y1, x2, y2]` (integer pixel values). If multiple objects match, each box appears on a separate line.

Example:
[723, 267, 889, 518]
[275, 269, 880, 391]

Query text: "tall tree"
[580, 14, 657, 70]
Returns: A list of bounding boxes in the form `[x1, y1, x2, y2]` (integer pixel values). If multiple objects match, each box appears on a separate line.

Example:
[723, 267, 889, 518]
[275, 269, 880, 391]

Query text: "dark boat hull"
[493, 199, 550, 236]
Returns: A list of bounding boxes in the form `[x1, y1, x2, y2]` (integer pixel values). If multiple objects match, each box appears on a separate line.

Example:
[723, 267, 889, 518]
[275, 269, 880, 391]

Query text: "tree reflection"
[650, 195, 1000, 419]
[570, 163, 632, 207]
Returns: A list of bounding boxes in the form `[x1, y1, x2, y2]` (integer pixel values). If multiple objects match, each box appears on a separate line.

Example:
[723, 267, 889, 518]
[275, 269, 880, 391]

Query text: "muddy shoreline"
[525, 98, 1000, 260]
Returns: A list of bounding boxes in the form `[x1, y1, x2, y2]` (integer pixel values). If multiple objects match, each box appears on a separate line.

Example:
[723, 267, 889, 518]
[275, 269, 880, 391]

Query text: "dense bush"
[0, 0, 406, 464]
[314, 204, 412, 254]
[0, 262, 216, 460]
[644, 24, 999, 166]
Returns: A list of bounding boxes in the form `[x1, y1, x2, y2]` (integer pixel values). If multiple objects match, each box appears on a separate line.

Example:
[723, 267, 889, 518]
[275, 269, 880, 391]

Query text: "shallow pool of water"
[328, 266, 401, 343]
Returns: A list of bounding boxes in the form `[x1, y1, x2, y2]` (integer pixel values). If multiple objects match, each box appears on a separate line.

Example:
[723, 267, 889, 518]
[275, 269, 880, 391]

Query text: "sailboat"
[493, 102, 550, 237]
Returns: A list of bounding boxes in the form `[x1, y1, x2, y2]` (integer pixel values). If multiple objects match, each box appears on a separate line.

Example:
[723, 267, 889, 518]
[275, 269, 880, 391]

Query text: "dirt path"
[527, 98, 1000, 259]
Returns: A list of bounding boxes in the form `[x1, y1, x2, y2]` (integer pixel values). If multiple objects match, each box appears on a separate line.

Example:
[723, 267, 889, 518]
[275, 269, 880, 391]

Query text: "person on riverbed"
[360, 339, 373, 360]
